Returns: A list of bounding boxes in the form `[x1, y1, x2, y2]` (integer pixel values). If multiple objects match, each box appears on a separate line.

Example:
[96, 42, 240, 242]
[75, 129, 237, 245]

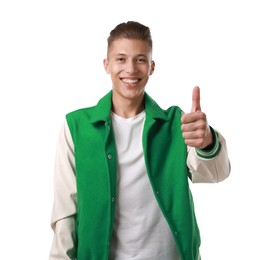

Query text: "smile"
[121, 78, 140, 84]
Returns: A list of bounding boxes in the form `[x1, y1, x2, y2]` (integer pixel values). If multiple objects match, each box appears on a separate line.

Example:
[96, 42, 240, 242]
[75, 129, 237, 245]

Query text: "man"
[49, 21, 230, 260]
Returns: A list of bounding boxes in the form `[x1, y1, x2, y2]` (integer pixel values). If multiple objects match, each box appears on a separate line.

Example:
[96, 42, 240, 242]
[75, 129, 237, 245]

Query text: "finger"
[181, 110, 206, 125]
[184, 138, 205, 148]
[191, 86, 201, 112]
[182, 128, 205, 140]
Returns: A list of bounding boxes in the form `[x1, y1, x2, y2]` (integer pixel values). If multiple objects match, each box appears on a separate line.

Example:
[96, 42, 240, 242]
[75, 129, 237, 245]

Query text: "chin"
[124, 89, 144, 99]
[114, 87, 144, 100]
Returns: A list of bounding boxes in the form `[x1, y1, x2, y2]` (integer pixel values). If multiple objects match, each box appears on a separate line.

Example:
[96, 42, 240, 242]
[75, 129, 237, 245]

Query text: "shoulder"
[165, 105, 184, 118]
[66, 91, 112, 125]
[66, 106, 96, 121]
[144, 92, 184, 121]
[65, 106, 98, 129]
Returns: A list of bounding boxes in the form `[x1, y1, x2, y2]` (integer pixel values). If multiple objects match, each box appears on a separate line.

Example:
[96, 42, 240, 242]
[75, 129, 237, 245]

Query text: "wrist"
[196, 126, 221, 159]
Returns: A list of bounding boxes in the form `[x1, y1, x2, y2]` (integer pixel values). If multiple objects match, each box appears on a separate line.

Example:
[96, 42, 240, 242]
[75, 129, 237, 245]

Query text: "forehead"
[108, 38, 152, 57]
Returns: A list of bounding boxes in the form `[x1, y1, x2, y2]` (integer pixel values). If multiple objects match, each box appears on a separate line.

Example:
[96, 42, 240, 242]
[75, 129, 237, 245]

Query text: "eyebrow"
[115, 53, 148, 58]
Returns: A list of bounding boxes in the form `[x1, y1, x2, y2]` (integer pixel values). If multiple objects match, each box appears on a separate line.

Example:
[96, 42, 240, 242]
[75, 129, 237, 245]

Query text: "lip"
[121, 78, 140, 84]
[120, 77, 141, 88]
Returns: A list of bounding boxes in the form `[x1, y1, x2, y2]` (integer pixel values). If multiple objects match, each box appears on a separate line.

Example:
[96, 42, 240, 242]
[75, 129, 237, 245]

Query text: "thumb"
[191, 86, 201, 112]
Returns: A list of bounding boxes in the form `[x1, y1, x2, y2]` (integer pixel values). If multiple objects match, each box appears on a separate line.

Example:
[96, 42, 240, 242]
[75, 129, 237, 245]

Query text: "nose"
[125, 60, 137, 74]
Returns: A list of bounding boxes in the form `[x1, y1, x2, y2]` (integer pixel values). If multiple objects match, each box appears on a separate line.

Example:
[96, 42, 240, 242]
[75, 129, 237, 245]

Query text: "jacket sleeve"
[187, 129, 231, 183]
[49, 119, 77, 259]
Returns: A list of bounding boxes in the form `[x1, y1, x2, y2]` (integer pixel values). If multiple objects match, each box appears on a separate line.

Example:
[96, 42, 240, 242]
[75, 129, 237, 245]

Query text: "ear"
[150, 60, 155, 75]
[103, 58, 110, 74]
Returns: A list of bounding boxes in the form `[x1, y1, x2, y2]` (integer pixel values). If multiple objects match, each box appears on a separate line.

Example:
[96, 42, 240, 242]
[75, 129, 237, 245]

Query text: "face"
[103, 38, 155, 103]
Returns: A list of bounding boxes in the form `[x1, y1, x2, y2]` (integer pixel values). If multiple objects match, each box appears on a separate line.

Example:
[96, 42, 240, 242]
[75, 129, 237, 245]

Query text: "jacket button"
[112, 197, 115, 203]
[107, 154, 112, 160]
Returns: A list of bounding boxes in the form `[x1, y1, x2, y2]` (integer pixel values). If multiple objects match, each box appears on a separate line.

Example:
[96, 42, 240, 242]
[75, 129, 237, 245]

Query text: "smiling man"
[49, 21, 230, 260]
[104, 37, 155, 118]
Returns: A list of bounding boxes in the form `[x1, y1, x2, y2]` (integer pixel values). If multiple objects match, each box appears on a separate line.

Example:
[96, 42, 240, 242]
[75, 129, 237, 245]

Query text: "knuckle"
[198, 112, 206, 120]
[195, 129, 204, 138]
[197, 120, 206, 131]
[198, 129, 205, 138]
[181, 124, 185, 131]
[181, 114, 187, 123]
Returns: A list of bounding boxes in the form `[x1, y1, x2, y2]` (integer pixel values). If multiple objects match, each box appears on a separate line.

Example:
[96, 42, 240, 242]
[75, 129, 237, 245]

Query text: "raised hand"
[181, 86, 213, 149]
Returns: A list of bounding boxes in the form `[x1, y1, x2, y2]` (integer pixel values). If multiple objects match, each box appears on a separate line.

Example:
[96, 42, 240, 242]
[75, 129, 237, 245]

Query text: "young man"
[49, 21, 230, 260]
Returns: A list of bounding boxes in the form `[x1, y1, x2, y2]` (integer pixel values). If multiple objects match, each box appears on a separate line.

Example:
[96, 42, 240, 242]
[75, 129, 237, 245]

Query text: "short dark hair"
[107, 21, 152, 51]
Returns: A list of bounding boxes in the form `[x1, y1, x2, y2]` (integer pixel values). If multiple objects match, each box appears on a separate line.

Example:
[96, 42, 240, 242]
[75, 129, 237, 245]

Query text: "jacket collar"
[89, 91, 113, 124]
[89, 90, 168, 124]
[144, 92, 168, 121]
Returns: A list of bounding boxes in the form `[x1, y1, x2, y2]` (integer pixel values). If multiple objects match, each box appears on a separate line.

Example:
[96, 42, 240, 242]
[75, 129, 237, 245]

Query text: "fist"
[181, 86, 213, 149]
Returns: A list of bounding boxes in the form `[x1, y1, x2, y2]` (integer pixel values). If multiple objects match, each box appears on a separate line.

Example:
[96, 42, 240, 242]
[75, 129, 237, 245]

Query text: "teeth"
[122, 78, 138, 84]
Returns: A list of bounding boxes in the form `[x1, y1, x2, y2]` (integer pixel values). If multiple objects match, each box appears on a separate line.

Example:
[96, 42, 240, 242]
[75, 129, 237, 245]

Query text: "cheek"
[109, 64, 123, 75]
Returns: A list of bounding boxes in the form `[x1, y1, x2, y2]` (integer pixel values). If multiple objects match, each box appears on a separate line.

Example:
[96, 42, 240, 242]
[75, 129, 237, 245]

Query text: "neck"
[112, 93, 145, 118]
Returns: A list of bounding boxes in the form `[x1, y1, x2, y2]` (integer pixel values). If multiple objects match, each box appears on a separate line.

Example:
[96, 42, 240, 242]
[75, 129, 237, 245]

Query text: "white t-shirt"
[109, 111, 180, 260]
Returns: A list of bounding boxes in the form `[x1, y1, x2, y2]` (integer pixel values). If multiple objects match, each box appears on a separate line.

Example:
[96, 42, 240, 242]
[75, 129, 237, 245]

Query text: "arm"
[49, 119, 77, 260]
[181, 87, 230, 183]
[187, 129, 231, 183]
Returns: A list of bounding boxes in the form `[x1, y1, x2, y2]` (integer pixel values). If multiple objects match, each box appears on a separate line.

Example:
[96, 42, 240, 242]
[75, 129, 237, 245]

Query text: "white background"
[1, 0, 269, 259]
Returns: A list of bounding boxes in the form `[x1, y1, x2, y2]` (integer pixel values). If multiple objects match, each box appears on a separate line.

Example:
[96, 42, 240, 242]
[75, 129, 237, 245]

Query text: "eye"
[136, 57, 147, 63]
[116, 57, 125, 62]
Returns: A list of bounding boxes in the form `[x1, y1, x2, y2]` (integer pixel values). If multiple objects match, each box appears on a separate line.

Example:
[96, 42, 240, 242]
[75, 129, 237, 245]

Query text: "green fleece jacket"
[66, 91, 202, 260]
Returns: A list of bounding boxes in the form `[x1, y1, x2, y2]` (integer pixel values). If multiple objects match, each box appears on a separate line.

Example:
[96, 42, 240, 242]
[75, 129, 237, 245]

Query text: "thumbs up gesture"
[181, 86, 213, 149]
